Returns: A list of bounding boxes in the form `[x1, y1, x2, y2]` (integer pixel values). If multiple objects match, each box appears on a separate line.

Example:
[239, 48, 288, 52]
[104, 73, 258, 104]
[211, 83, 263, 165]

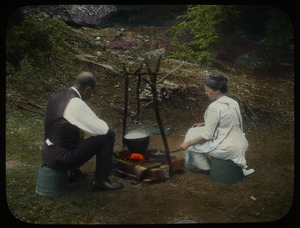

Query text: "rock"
[95, 51, 103, 57]
[121, 32, 133, 39]
[75, 55, 120, 75]
[142, 48, 165, 59]
[19, 5, 117, 27]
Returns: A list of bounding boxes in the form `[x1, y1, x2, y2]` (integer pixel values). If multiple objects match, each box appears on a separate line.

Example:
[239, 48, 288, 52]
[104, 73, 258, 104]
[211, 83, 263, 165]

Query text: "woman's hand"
[192, 122, 205, 127]
[180, 135, 208, 150]
[180, 142, 191, 150]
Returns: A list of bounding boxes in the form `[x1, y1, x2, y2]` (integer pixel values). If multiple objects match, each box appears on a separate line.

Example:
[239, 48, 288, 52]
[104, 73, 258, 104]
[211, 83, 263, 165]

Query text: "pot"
[123, 128, 150, 153]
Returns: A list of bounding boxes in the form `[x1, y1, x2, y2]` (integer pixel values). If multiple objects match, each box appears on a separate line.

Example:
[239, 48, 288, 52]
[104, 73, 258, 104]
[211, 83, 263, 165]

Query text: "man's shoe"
[90, 178, 124, 191]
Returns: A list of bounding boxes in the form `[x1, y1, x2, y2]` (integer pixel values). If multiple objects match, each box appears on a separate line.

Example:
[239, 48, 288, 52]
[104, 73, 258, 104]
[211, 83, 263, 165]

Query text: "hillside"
[6, 24, 294, 224]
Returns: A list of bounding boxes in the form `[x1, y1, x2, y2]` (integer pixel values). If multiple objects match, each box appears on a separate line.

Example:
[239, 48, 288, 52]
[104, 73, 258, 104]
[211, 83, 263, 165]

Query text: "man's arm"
[63, 98, 109, 136]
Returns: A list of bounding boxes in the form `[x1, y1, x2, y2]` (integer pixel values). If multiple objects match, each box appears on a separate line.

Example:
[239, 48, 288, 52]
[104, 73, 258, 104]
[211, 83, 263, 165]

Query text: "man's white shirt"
[62, 87, 109, 136]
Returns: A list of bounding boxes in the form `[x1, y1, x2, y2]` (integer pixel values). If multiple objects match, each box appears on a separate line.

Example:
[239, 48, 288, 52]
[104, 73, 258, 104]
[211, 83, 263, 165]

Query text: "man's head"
[74, 71, 96, 101]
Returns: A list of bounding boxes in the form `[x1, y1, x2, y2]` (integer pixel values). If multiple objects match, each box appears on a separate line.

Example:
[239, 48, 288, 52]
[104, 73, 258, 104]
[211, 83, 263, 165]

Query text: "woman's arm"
[180, 136, 208, 150]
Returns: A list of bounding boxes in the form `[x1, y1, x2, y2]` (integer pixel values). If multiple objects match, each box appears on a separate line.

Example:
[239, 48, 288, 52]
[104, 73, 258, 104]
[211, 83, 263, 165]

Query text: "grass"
[5, 109, 116, 224]
[6, 110, 44, 166]
[5, 109, 81, 224]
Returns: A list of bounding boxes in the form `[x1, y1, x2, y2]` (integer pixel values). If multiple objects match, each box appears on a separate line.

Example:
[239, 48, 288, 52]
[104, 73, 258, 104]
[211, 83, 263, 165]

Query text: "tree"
[170, 5, 241, 64]
[263, 7, 294, 62]
[170, 5, 294, 65]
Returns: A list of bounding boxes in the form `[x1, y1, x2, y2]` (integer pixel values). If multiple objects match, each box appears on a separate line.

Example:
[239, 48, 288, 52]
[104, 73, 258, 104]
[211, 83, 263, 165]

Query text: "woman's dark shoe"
[190, 167, 210, 175]
[90, 178, 124, 191]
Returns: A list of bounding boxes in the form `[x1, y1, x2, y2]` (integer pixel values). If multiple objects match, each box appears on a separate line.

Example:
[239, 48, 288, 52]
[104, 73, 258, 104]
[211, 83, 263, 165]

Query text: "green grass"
[6, 110, 44, 166]
[5, 109, 108, 224]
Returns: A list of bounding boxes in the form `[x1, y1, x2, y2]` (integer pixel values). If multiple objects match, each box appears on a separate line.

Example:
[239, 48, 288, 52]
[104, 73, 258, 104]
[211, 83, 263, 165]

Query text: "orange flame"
[128, 153, 145, 162]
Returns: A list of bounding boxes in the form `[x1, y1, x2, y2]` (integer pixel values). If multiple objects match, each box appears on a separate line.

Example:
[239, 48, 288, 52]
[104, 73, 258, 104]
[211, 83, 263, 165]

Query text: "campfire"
[127, 153, 147, 162]
[113, 149, 184, 183]
[112, 56, 184, 183]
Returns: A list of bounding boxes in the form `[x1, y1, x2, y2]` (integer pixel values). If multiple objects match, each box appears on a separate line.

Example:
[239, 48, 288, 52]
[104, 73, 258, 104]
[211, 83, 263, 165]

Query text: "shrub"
[170, 5, 241, 64]
[263, 7, 294, 61]
[6, 17, 70, 67]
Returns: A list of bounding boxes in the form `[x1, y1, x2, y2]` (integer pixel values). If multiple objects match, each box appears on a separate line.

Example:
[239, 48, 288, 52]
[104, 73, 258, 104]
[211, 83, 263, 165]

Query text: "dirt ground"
[78, 63, 294, 224]
[5, 25, 294, 224]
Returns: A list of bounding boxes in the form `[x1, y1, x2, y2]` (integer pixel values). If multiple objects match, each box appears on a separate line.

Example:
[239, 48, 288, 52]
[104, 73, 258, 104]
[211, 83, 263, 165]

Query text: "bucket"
[209, 158, 244, 183]
[35, 164, 69, 197]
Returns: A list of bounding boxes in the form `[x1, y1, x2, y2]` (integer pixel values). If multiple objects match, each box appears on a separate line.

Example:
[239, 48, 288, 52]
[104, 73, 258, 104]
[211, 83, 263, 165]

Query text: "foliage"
[6, 17, 71, 88]
[170, 5, 241, 64]
[263, 7, 294, 61]
[7, 17, 70, 66]
[170, 5, 294, 66]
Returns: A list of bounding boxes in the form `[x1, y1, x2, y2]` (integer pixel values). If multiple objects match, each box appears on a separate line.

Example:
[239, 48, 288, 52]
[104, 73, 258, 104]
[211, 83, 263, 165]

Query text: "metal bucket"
[210, 158, 244, 183]
[123, 128, 150, 153]
[35, 164, 69, 197]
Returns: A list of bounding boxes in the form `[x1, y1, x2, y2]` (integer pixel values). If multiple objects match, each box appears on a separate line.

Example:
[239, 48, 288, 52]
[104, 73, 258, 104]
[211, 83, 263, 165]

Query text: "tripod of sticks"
[122, 56, 173, 175]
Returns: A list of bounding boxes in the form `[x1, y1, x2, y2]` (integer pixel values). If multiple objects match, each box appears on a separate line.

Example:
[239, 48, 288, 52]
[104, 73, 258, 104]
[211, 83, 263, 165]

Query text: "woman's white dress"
[184, 95, 248, 170]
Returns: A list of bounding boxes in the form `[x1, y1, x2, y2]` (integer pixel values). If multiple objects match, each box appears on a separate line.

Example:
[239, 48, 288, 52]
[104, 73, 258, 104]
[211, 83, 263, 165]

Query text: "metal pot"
[123, 128, 150, 153]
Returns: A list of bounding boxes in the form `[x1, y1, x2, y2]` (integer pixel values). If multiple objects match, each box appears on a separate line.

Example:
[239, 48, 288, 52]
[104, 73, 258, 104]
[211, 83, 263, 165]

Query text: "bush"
[263, 7, 294, 61]
[6, 17, 71, 89]
[170, 5, 240, 64]
[6, 17, 70, 67]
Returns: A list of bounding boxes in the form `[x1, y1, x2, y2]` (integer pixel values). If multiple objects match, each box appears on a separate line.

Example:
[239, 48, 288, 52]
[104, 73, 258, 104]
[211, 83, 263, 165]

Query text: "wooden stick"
[128, 100, 153, 122]
[15, 99, 46, 112]
[122, 70, 129, 148]
[16, 104, 44, 116]
[157, 62, 184, 83]
[136, 74, 141, 121]
[185, 89, 195, 118]
[239, 97, 256, 117]
[26, 100, 46, 112]
[146, 56, 173, 175]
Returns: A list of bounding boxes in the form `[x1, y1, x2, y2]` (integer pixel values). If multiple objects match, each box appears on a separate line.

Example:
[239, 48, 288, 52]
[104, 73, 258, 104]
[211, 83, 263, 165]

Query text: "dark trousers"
[62, 129, 115, 181]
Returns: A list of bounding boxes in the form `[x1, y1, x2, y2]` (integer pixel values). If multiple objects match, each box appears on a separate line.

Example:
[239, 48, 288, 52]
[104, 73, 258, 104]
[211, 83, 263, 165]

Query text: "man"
[41, 71, 124, 191]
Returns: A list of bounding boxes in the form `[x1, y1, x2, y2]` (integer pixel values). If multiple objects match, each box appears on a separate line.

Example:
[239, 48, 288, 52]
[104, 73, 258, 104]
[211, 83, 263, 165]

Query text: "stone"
[159, 164, 170, 179]
[95, 51, 103, 57]
[171, 158, 185, 171]
[134, 165, 147, 179]
[142, 48, 165, 59]
[19, 5, 117, 27]
[150, 168, 162, 180]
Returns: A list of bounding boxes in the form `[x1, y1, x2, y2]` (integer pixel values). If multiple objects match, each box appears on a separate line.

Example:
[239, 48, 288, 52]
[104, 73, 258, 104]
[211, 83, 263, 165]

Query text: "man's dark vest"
[42, 88, 81, 168]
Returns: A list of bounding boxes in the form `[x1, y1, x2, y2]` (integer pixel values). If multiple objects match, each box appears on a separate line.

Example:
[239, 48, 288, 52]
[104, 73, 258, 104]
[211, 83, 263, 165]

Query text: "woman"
[180, 73, 254, 176]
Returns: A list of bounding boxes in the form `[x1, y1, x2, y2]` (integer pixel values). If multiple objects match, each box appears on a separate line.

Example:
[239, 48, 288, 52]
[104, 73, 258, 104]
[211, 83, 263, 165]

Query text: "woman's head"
[204, 73, 228, 93]
[204, 73, 228, 101]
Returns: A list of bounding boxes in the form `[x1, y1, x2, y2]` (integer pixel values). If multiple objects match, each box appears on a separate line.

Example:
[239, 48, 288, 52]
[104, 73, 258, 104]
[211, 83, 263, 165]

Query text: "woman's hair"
[204, 73, 228, 93]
